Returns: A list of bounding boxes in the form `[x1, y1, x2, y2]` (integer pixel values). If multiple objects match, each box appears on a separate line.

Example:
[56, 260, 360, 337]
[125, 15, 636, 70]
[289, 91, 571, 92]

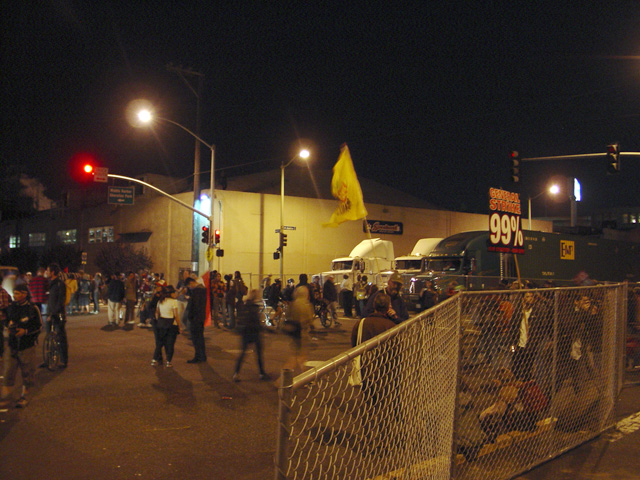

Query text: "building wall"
[0, 189, 552, 287]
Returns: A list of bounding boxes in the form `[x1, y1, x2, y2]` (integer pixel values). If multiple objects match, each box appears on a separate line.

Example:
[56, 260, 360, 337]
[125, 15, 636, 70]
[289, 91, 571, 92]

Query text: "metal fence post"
[449, 295, 464, 480]
[274, 368, 294, 480]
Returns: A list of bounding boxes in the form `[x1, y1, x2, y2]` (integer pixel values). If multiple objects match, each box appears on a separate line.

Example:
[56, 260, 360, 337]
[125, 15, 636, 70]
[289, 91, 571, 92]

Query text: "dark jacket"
[47, 277, 67, 317]
[187, 285, 208, 326]
[6, 300, 42, 351]
[237, 300, 262, 335]
[323, 279, 338, 302]
[351, 312, 396, 347]
[362, 288, 409, 324]
[107, 278, 125, 303]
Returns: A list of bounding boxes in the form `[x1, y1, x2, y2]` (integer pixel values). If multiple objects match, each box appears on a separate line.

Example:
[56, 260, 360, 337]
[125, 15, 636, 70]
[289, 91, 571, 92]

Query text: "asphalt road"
[0, 310, 358, 480]
[1, 310, 638, 480]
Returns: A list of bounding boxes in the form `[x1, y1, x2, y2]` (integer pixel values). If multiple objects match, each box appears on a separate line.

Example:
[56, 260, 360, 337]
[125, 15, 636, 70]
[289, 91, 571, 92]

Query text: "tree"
[95, 243, 153, 276]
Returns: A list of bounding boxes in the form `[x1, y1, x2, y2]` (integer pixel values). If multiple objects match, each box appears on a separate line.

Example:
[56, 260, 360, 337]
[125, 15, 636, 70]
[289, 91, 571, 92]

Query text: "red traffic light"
[83, 164, 94, 174]
[214, 229, 221, 244]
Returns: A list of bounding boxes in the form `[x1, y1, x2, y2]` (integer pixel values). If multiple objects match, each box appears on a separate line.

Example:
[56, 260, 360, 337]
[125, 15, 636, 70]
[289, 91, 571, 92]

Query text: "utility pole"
[166, 64, 206, 274]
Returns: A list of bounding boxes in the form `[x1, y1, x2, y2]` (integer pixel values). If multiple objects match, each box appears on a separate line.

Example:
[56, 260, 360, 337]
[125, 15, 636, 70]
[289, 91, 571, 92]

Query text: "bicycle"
[42, 315, 63, 371]
[314, 301, 332, 328]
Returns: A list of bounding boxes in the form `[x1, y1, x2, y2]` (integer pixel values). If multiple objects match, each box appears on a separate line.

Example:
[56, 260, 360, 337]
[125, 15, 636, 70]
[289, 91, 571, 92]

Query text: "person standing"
[233, 289, 268, 381]
[0, 273, 12, 363]
[92, 272, 103, 314]
[77, 273, 92, 314]
[107, 273, 125, 326]
[509, 289, 550, 381]
[340, 274, 353, 317]
[184, 277, 207, 363]
[29, 267, 49, 315]
[0, 284, 42, 408]
[362, 272, 408, 324]
[283, 285, 315, 377]
[124, 272, 137, 325]
[224, 274, 236, 329]
[44, 263, 68, 368]
[210, 272, 226, 328]
[152, 285, 181, 367]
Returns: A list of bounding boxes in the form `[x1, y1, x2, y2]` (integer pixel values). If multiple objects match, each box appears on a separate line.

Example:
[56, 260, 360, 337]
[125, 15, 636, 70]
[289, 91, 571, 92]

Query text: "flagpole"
[363, 217, 382, 286]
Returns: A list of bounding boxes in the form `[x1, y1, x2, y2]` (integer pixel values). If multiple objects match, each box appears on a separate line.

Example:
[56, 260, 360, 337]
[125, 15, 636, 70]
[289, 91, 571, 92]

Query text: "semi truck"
[379, 237, 443, 286]
[405, 230, 640, 310]
[321, 238, 394, 287]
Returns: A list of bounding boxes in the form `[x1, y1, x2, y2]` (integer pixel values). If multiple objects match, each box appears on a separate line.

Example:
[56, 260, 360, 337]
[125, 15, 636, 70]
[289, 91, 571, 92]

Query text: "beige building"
[0, 170, 551, 287]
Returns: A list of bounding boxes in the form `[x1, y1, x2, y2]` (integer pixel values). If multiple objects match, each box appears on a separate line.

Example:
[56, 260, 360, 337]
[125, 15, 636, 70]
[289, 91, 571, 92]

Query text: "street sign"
[275, 226, 296, 233]
[488, 187, 524, 254]
[108, 186, 135, 205]
[94, 167, 108, 183]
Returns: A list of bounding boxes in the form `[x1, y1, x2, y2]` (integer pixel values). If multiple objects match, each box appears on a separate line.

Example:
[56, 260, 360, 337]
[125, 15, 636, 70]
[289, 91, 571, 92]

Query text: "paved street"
[1, 309, 639, 480]
[0, 310, 358, 480]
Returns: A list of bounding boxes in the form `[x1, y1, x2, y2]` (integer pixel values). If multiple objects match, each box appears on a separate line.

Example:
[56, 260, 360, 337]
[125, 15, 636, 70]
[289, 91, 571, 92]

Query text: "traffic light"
[201, 226, 209, 244]
[606, 144, 620, 174]
[280, 231, 288, 248]
[510, 151, 520, 183]
[214, 229, 221, 245]
[83, 164, 94, 175]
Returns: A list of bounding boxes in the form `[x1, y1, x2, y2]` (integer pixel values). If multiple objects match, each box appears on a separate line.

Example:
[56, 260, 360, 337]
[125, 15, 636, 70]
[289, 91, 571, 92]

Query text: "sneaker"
[151, 359, 159, 366]
[165, 361, 172, 368]
[233, 373, 240, 382]
[137, 323, 145, 328]
[15, 397, 28, 408]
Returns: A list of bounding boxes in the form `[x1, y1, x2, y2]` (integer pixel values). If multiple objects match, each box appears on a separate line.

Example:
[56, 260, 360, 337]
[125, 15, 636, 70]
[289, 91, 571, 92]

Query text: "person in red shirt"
[28, 267, 49, 315]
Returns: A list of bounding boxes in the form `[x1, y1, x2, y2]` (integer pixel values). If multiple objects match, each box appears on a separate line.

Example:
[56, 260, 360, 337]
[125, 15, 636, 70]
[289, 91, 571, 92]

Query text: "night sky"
[3, 2, 640, 217]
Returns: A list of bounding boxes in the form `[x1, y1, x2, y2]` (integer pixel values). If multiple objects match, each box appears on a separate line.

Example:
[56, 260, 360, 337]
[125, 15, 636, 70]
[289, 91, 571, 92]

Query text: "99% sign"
[489, 213, 524, 254]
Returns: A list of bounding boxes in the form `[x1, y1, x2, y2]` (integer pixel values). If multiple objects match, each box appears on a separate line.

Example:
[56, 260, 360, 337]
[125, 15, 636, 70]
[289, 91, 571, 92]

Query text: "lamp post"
[528, 184, 559, 229]
[135, 108, 215, 275]
[280, 149, 310, 281]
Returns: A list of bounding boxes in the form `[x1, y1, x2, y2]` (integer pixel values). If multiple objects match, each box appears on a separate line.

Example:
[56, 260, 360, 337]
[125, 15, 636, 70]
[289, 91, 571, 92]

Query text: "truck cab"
[321, 238, 394, 287]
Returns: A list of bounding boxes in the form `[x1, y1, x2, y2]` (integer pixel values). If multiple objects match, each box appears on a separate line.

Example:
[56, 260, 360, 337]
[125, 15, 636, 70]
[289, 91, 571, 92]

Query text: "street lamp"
[280, 149, 311, 281]
[528, 184, 559, 229]
[132, 106, 215, 275]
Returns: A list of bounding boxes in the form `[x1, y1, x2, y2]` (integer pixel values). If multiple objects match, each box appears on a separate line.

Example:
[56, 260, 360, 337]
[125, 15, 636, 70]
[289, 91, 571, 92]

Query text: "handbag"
[348, 319, 365, 386]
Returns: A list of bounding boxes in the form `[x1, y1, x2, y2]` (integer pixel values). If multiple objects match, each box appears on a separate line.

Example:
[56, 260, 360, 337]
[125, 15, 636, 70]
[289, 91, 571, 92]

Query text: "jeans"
[153, 324, 179, 362]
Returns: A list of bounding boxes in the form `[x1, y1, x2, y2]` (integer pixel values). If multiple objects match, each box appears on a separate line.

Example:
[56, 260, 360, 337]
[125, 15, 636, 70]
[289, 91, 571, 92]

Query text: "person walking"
[184, 277, 207, 363]
[77, 273, 92, 314]
[0, 284, 42, 408]
[233, 289, 268, 382]
[285, 285, 315, 376]
[152, 286, 181, 367]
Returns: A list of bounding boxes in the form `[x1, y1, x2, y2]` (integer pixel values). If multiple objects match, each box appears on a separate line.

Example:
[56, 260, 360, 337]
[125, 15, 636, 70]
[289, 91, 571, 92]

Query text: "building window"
[28, 232, 46, 247]
[56, 229, 77, 244]
[9, 235, 20, 249]
[89, 226, 114, 243]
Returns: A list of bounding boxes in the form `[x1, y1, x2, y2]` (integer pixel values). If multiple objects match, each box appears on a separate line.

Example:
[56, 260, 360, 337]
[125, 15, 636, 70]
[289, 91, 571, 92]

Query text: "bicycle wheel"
[43, 333, 60, 371]
[319, 307, 330, 328]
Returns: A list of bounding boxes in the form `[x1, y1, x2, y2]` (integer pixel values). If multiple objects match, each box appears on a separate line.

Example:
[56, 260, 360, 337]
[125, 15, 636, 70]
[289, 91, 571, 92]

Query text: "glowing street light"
[280, 148, 312, 281]
[528, 184, 559, 229]
[129, 100, 216, 274]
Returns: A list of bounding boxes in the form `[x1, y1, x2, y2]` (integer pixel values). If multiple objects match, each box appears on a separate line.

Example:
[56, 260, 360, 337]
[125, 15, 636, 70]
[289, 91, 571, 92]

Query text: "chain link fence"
[275, 284, 624, 480]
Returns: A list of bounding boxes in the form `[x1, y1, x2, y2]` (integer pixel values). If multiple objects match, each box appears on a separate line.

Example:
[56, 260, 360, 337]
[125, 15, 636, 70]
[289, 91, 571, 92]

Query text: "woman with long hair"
[152, 285, 181, 367]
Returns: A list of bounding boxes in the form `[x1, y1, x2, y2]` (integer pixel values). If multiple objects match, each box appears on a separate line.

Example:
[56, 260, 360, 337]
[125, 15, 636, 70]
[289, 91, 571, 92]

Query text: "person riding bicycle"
[267, 278, 284, 324]
[0, 283, 42, 408]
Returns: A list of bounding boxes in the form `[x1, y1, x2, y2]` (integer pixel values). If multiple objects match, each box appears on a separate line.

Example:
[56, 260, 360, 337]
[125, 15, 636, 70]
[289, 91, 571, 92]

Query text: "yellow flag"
[324, 144, 368, 227]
